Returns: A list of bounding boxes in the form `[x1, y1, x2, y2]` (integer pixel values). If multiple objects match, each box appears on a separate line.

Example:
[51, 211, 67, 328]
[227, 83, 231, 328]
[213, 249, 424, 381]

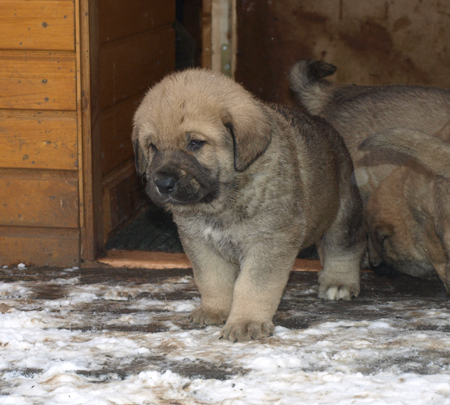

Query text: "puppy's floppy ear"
[224, 104, 272, 172]
[132, 126, 147, 176]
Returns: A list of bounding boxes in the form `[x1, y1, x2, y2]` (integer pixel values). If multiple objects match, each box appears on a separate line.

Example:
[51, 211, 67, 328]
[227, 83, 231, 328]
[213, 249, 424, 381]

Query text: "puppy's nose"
[156, 175, 176, 194]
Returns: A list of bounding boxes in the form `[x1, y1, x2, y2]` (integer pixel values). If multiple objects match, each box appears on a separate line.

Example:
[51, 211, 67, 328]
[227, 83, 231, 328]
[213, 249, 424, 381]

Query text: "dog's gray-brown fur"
[360, 124, 450, 291]
[133, 69, 366, 341]
[289, 59, 450, 286]
[289, 59, 450, 203]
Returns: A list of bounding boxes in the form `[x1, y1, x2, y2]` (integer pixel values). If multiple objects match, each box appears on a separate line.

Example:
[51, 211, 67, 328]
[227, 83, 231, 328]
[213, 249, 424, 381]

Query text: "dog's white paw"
[318, 271, 360, 301]
[319, 285, 352, 300]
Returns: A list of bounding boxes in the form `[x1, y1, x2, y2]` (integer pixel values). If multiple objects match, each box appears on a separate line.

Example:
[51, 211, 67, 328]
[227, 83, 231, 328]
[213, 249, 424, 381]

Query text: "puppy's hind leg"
[318, 188, 366, 300]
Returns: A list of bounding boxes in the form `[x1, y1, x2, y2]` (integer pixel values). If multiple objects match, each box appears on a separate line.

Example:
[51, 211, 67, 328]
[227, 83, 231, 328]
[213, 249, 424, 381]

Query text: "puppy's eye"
[149, 143, 157, 152]
[187, 139, 206, 152]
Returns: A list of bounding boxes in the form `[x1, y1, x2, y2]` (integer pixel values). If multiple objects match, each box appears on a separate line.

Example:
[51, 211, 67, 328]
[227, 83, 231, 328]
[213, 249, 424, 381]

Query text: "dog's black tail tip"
[307, 60, 337, 80]
[290, 59, 337, 81]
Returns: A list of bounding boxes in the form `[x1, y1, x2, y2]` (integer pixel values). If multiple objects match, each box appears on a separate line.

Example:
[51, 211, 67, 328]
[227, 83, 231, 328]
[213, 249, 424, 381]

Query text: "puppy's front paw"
[318, 271, 360, 301]
[220, 320, 274, 342]
[189, 305, 228, 326]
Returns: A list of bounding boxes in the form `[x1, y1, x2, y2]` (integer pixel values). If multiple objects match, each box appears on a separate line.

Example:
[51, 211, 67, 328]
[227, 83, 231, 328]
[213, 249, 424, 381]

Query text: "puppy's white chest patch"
[198, 223, 242, 262]
[202, 225, 222, 241]
[202, 225, 234, 248]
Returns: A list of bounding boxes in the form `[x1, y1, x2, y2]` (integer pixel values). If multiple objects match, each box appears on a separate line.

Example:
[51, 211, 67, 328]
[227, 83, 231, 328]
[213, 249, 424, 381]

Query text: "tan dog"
[289, 59, 450, 203]
[132, 69, 366, 342]
[360, 124, 450, 291]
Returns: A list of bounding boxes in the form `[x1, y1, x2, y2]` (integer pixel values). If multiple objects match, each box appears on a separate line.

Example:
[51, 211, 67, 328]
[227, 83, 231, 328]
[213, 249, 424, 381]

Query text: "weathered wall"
[236, 0, 450, 105]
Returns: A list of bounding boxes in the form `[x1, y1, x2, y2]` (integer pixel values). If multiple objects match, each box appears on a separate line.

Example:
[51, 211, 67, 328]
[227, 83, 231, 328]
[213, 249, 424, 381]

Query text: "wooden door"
[81, 0, 176, 261]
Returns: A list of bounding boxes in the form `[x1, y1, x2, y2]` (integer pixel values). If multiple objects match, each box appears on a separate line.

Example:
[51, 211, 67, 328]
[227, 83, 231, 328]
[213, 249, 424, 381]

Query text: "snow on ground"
[1, 266, 450, 405]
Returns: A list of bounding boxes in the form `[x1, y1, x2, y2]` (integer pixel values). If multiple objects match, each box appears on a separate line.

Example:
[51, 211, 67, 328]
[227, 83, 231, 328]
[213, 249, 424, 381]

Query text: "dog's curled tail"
[360, 129, 450, 178]
[289, 60, 337, 115]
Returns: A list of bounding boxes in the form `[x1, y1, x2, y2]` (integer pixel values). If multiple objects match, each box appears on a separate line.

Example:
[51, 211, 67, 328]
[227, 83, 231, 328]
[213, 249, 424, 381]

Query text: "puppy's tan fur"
[360, 124, 450, 291]
[133, 69, 366, 341]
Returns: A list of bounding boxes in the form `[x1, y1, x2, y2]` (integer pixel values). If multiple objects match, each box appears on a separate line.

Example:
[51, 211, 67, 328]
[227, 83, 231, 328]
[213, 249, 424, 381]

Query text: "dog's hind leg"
[431, 177, 450, 293]
[317, 185, 366, 300]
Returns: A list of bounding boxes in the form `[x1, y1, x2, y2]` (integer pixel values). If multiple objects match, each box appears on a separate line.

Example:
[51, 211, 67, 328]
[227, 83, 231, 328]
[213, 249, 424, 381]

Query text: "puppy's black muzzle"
[155, 174, 177, 194]
[148, 150, 220, 206]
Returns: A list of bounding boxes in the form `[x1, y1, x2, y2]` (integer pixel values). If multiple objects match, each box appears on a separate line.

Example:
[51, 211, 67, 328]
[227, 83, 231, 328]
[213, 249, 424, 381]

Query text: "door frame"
[77, 0, 104, 262]
[76, 0, 238, 263]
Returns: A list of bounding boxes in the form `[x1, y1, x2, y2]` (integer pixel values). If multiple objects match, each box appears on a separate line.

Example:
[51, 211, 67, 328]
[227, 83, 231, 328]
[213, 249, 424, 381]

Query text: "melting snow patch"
[1, 270, 450, 404]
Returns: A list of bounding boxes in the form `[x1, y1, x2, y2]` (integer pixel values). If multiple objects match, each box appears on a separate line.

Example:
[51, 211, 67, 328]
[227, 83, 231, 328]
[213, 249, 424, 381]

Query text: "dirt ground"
[2, 265, 450, 405]
[2, 266, 449, 381]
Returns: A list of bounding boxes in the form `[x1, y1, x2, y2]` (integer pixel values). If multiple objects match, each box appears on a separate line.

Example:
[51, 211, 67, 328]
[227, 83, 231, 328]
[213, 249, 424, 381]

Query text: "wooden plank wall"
[236, 0, 450, 106]
[97, 0, 175, 242]
[0, 0, 80, 267]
